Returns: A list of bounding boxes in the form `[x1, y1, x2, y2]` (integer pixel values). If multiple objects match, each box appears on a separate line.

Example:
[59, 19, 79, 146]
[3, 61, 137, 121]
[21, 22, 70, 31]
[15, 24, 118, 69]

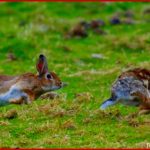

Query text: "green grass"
[0, 2, 150, 148]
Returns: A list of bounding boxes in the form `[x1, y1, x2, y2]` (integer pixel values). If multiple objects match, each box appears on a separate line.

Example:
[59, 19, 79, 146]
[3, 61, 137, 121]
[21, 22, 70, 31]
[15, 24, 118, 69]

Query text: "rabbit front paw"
[138, 109, 150, 115]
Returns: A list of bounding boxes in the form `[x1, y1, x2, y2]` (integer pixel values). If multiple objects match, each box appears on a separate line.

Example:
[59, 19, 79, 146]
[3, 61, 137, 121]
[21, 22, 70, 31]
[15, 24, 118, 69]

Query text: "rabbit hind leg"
[139, 104, 150, 115]
[131, 91, 150, 115]
[9, 97, 25, 104]
[9, 92, 32, 105]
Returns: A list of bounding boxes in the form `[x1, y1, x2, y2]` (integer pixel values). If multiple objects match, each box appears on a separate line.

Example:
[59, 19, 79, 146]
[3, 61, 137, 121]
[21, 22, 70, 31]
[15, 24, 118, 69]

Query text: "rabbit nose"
[61, 82, 68, 87]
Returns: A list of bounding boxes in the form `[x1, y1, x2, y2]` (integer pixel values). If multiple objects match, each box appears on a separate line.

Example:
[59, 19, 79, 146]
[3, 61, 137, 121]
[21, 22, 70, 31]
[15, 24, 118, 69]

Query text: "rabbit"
[0, 54, 66, 106]
[100, 68, 150, 114]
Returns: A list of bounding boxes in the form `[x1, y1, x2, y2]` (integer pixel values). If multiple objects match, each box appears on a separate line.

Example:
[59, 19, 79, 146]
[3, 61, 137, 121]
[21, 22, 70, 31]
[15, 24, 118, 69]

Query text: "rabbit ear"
[36, 54, 49, 76]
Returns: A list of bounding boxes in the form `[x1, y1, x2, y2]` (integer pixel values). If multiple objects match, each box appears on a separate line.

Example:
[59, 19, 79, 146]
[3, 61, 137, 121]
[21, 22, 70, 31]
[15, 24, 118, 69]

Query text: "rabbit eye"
[46, 74, 52, 79]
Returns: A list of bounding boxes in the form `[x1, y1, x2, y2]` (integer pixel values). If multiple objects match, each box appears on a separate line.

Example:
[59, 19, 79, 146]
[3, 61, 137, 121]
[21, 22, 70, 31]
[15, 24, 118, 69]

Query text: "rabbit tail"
[100, 97, 117, 110]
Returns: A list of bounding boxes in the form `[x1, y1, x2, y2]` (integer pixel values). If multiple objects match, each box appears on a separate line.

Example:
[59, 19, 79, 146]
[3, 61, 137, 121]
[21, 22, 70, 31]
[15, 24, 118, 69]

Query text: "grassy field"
[0, 2, 150, 148]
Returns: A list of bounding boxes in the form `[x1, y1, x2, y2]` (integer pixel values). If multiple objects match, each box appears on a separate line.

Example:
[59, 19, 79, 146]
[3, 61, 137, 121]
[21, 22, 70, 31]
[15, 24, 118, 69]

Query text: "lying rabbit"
[0, 54, 65, 106]
[100, 68, 150, 114]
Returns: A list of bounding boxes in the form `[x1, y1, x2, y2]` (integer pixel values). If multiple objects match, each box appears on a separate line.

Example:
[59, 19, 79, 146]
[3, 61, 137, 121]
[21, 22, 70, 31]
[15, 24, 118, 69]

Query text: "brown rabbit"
[100, 68, 150, 114]
[0, 54, 65, 106]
